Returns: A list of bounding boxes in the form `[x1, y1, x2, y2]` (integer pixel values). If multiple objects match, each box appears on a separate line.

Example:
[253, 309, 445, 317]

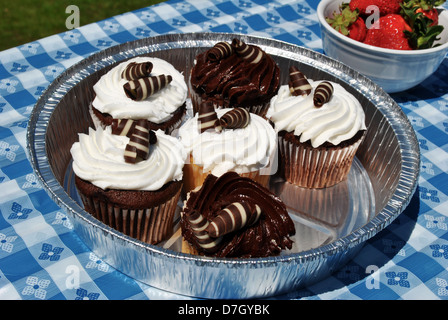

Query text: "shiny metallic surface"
[26, 33, 420, 299]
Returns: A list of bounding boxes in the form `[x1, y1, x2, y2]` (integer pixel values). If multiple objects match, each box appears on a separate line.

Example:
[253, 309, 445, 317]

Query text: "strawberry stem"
[326, 4, 360, 36]
[401, 0, 445, 49]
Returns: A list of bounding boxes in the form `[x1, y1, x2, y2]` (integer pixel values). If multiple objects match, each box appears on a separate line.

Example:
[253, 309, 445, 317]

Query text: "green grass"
[1, 0, 166, 51]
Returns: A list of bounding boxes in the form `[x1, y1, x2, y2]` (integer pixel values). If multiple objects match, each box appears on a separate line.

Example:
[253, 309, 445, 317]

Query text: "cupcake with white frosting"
[70, 122, 187, 244]
[178, 102, 277, 193]
[90, 56, 188, 134]
[266, 67, 366, 189]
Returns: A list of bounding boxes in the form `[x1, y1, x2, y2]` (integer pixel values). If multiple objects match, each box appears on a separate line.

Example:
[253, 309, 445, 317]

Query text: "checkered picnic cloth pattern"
[0, 0, 447, 300]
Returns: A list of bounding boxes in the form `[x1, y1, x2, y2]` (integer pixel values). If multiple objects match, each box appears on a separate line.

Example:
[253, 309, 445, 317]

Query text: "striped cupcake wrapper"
[79, 187, 182, 245]
[278, 134, 364, 189]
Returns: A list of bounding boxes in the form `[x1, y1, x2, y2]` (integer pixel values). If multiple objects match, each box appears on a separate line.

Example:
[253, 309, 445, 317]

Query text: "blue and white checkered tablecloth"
[0, 0, 447, 300]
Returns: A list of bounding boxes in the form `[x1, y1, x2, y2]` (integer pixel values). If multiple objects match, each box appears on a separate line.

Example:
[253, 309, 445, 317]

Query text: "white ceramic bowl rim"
[317, 0, 448, 55]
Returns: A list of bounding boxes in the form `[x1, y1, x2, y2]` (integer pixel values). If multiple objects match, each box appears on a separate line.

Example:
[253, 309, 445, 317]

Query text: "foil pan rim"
[27, 32, 420, 268]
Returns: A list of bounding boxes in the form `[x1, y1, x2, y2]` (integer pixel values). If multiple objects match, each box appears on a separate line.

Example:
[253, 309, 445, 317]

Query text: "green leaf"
[400, 1, 445, 49]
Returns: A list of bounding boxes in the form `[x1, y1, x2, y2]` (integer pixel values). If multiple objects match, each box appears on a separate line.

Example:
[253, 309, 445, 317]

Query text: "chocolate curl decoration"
[121, 62, 153, 81]
[313, 81, 334, 107]
[198, 101, 222, 133]
[207, 42, 233, 62]
[123, 74, 172, 101]
[187, 210, 222, 253]
[123, 120, 156, 164]
[111, 118, 136, 137]
[288, 66, 312, 97]
[231, 39, 263, 64]
[205, 201, 262, 238]
[219, 107, 250, 129]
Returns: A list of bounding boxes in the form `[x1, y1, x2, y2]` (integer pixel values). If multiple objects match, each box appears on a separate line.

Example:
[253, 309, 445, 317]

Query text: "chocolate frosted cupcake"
[189, 39, 280, 117]
[178, 102, 277, 193]
[266, 67, 366, 189]
[90, 57, 188, 134]
[70, 122, 187, 244]
[180, 172, 295, 258]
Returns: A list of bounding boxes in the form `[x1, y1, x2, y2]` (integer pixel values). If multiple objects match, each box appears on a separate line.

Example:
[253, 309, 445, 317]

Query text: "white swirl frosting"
[92, 57, 188, 124]
[178, 108, 277, 177]
[266, 80, 366, 148]
[70, 127, 186, 191]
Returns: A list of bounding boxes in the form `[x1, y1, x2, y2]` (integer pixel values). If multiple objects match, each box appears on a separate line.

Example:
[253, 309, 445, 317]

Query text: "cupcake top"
[267, 74, 366, 148]
[190, 39, 280, 108]
[180, 172, 295, 258]
[92, 57, 188, 124]
[70, 125, 186, 191]
[178, 106, 277, 177]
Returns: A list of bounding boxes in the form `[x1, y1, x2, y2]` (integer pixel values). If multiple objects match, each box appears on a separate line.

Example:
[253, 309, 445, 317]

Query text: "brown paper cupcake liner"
[78, 187, 182, 245]
[278, 134, 364, 189]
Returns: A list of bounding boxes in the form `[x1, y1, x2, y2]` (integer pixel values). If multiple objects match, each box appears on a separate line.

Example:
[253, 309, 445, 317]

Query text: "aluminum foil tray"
[26, 33, 420, 299]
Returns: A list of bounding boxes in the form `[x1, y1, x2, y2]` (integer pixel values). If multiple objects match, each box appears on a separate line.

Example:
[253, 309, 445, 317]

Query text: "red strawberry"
[363, 14, 413, 50]
[349, 0, 403, 16]
[326, 4, 368, 41]
[416, 7, 439, 26]
[349, 17, 368, 41]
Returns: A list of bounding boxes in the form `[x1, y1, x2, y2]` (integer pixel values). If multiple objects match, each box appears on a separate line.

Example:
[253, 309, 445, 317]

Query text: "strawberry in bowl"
[326, 0, 445, 50]
[317, 0, 448, 93]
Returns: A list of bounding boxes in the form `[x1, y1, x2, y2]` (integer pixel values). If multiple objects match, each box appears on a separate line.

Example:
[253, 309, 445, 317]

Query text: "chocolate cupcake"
[90, 57, 188, 134]
[266, 67, 366, 189]
[189, 39, 280, 117]
[180, 172, 295, 258]
[70, 123, 187, 244]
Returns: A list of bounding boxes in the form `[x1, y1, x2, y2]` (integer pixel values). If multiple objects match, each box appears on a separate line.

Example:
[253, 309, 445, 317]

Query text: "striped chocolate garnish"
[219, 107, 250, 129]
[124, 119, 151, 163]
[231, 39, 263, 64]
[313, 81, 334, 107]
[185, 209, 222, 253]
[121, 62, 153, 81]
[207, 41, 233, 62]
[198, 101, 222, 133]
[205, 201, 261, 238]
[111, 118, 136, 137]
[112, 119, 156, 164]
[123, 74, 172, 101]
[288, 66, 312, 97]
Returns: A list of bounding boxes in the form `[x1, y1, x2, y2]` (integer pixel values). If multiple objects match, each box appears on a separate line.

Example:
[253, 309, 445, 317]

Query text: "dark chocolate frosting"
[180, 172, 295, 258]
[190, 39, 280, 108]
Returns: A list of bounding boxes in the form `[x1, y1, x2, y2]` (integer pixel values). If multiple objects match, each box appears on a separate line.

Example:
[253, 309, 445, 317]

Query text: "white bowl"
[317, 0, 448, 93]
